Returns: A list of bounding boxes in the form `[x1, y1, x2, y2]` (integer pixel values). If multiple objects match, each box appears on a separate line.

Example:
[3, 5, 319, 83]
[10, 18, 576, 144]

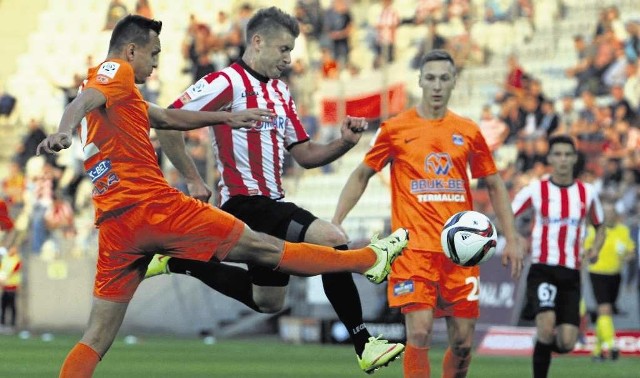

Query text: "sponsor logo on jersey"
[87, 159, 112, 183]
[393, 280, 414, 296]
[97, 62, 120, 79]
[425, 152, 452, 175]
[254, 115, 289, 131]
[411, 152, 466, 199]
[241, 90, 262, 98]
[452, 134, 464, 145]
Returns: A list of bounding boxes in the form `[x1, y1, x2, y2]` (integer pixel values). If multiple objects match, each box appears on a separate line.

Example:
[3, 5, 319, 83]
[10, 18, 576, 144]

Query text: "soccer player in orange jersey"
[36, 15, 407, 377]
[333, 50, 524, 378]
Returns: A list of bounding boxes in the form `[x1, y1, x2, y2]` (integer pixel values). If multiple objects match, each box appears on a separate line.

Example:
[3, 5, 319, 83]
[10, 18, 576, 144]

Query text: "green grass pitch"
[0, 333, 638, 377]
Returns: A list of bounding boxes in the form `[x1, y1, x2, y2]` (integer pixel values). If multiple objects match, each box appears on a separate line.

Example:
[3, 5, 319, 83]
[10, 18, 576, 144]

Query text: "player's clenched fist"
[36, 133, 72, 155]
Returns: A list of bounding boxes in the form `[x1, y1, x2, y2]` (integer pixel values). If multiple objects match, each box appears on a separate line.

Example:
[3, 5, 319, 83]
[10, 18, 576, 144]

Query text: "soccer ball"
[440, 210, 498, 267]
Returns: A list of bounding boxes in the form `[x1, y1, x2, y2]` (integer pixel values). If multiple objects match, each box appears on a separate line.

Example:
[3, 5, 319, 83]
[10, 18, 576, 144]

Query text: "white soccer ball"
[440, 210, 498, 267]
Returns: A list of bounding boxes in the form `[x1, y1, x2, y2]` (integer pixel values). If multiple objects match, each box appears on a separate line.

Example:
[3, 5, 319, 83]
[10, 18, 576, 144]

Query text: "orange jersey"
[364, 108, 497, 252]
[81, 59, 169, 222]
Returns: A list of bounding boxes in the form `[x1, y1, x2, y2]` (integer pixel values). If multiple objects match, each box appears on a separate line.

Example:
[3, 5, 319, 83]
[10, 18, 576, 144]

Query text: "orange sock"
[404, 344, 430, 378]
[442, 347, 471, 378]
[59, 342, 101, 378]
[275, 242, 376, 275]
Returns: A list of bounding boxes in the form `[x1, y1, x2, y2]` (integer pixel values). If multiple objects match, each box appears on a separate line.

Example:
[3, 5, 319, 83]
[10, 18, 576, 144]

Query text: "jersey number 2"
[466, 276, 479, 301]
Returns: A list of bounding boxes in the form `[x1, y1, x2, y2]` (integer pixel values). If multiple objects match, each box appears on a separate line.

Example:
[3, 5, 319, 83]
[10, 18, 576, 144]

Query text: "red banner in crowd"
[319, 76, 406, 124]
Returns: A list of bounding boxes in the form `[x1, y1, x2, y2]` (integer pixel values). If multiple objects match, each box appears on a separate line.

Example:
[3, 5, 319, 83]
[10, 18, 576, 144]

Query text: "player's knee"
[406, 329, 431, 347]
[311, 225, 347, 247]
[253, 297, 285, 314]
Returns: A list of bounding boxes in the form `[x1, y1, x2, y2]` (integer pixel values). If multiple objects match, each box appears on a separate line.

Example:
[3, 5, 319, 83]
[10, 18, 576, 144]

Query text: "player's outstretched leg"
[359, 335, 405, 374]
[363, 229, 409, 283]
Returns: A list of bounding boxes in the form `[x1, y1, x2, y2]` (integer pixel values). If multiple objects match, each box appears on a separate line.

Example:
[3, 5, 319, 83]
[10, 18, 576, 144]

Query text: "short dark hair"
[548, 134, 576, 154]
[108, 14, 162, 53]
[246, 6, 300, 43]
[418, 49, 456, 72]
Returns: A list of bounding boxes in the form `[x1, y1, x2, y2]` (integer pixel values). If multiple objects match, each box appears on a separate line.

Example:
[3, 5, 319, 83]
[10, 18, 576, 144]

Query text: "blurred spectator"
[447, 16, 485, 71]
[14, 119, 51, 169]
[139, 70, 161, 103]
[320, 47, 339, 79]
[373, 0, 400, 69]
[229, 3, 254, 60]
[610, 84, 637, 125]
[182, 22, 216, 82]
[484, 0, 511, 23]
[624, 61, 640, 110]
[2, 161, 25, 209]
[499, 95, 522, 143]
[517, 95, 542, 138]
[515, 137, 545, 173]
[0, 86, 16, 121]
[607, 6, 627, 43]
[296, 0, 324, 61]
[134, 0, 153, 19]
[104, 0, 128, 31]
[539, 99, 560, 136]
[478, 104, 509, 151]
[0, 199, 16, 248]
[209, 11, 235, 69]
[324, 0, 353, 66]
[603, 43, 630, 89]
[44, 190, 76, 252]
[411, 21, 447, 70]
[566, 34, 597, 96]
[415, 0, 445, 24]
[557, 94, 578, 135]
[0, 245, 21, 333]
[496, 54, 527, 102]
[624, 20, 640, 62]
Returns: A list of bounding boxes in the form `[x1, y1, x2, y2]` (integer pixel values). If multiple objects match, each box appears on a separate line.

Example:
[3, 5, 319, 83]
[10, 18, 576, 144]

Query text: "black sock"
[168, 258, 260, 312]
[533, 341, 553, 378]
[322, 244, 371, 357]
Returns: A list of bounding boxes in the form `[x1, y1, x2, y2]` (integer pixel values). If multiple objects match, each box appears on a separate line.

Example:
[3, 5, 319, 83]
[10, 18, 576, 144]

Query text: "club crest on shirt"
[97, 62, 120, 79]
[393, 280, 414, 296]
[452, 134, 464, 145]
[179, 92, 192, 104]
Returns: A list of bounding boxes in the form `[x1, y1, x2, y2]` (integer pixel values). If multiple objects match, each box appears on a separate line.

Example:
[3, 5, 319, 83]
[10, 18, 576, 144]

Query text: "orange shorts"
[387, 249, 480, 318]
[94, 190, 245, 302]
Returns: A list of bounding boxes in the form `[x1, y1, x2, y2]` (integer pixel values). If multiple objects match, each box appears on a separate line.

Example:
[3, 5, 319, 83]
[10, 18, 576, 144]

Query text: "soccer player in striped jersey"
[333, 49, 524, 378]
[36, 15, 408, 377]
[512, 134, 606, 378]
[146, 6, 405, 373]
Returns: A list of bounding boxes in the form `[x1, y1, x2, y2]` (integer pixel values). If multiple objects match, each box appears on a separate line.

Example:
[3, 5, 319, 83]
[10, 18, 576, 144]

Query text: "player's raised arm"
[147, 104, 274, 131]
[36, 88, 107, 155]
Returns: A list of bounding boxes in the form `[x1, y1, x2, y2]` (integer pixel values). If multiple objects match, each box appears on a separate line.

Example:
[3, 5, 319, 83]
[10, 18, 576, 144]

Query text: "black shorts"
[220, 195, 317, 286]
[522, 263, 581, 326]
[589, 272, 621, 305]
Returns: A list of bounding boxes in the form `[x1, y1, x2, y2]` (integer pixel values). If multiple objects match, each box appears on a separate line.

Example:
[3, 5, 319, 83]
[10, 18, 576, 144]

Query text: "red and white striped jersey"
[171, 60, 310, 205]
[512, 178, 604, 270]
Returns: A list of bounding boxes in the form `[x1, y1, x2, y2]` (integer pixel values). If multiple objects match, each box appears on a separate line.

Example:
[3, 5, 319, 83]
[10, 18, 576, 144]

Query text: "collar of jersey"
[237, 59, 269, 83]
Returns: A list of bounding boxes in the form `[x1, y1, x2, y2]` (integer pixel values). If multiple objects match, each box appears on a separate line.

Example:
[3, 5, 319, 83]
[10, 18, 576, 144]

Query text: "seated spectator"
[104, 0, 128, 31]
[557, 94, 578, 135]
[324, 0, 353, 66]
[478, 105, 508, 151]
[539, 99, 560, 136]
[610, 84, 637, 125]
[415, 0, 445, 24]
[624, 20, 640, 62]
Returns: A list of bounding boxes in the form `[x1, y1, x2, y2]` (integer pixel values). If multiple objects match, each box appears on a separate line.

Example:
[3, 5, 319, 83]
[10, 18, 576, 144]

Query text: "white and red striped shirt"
[512, 178, 604, 270]
[171, 60, 310, 205]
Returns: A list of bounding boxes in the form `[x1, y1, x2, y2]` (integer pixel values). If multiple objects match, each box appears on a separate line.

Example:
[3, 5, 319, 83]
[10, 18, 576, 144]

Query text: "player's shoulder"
[381, 108, 419, 130]
[94, 59, 132, 80]
[446, 110, 476, 126]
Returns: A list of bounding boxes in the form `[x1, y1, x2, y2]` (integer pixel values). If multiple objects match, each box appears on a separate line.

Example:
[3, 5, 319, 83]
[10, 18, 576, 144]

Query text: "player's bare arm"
[585, 221, 606, 263]
[289, 116, 367, 168]
[36, 88, 107, 155]
[155, 129, 212, 202]
[332, 162, 377, 226]
[484, 172, 524, 279]
[147, 104, 274, 130]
